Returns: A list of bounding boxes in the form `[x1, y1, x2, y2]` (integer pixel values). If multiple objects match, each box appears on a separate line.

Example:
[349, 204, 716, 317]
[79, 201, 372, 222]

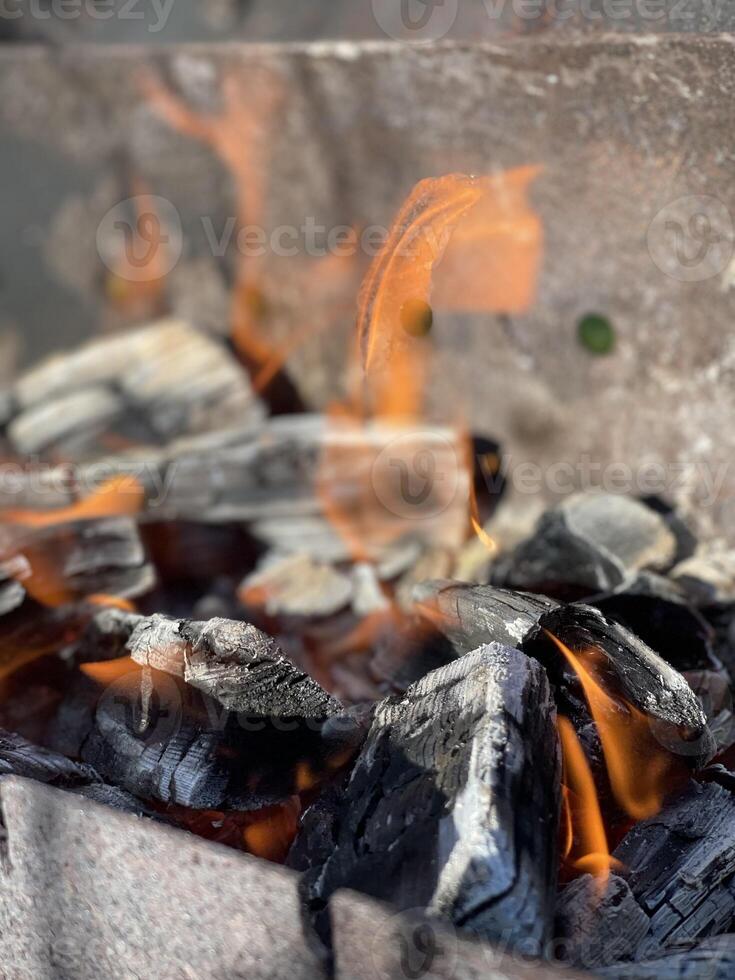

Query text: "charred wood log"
[306, 644, 561, 955]
[598, 936, 735, 980]
[0, 415, 469, 560]
[73, 609, 342, 719]
[522, 603, 714, 768]
[0, 727, 158, 818]
[49, 664, 361, 813]
[613, 781, 735, 957]
[413, 580, 557, 653]
[555, 873, 650, 969]
[492, 494, 677, 600]
[1, 319, 264, 459]
[1, 516, 156, 604]
[0, 727, 98, 788]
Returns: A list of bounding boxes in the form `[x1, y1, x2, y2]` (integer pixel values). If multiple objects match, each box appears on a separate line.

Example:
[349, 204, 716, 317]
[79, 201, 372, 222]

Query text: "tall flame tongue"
[558, 716, 620, 885]
[548, 630, 688, 884]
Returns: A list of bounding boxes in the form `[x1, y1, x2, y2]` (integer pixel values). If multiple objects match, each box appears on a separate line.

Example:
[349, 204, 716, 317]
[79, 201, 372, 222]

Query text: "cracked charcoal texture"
[523, 603, 714, 767]
[612, 781, 735, 957]
[72, 606, 342, 717]
[413, 581, 558, 653]
[307, 643, 561, 955]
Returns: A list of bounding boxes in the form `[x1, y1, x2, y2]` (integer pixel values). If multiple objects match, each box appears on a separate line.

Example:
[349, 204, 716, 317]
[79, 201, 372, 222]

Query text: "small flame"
[80, 656, 137, 685]
[547, 630, 685, 823]
[558, 716, 620, 885]
[1, 475, 144, 529]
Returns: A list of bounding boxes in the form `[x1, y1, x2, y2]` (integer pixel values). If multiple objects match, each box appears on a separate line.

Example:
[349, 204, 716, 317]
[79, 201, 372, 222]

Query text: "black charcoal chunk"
[77, 609, 342, 719]
[556, 873, 649, 968]
[0, 728, 99, 788]
[523, 604, 714, 768]
[598, 936, 735, 980]
[613, 781, 735, 957]
[413, 580, 557, 653]
[493, 494, 677, 599]
[307, 643, 561, 955]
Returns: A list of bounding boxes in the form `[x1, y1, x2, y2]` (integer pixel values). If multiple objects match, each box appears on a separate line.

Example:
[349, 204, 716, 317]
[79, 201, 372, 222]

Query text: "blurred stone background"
[2, 5, 735, 538]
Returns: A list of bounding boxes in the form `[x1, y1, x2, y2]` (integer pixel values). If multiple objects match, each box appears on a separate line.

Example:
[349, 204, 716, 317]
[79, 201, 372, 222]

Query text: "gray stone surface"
[2, 39, 735, 543]
[330, 889, 584, 980]
[0, 775, 327, 979]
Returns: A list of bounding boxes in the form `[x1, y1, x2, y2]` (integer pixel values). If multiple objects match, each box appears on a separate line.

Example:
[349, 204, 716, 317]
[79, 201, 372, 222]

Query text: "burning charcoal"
[121, 612, 342, 719]
[240, 552, 354, 619]
[286, 782, 345, 874]
[0, 727, 99, 788]
[50, 664, 355, 813]
[0, 518, 155, 678]
[555, 873, 650, 968]
[350, 562, 390, 618]
[0, 416, 468, 562]
[413, 580, 557, 653]
[523, 603, 714, 768]
[598, 936, 735, 980]
[306, 644, 561, 955]
[590, 578, 718, 673]
[3, 319, 264, 458]
[1, 516, 155, 604]
[492, 494, 677, 600]
[613, 781, 735, 957]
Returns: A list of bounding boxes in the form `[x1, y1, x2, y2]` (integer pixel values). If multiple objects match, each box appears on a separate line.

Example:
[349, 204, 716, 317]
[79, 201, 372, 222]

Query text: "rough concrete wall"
[1, 37, 734, 539]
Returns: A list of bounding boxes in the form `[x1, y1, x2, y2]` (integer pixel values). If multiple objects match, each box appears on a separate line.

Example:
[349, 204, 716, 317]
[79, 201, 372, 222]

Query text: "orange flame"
[432, 166, 543, 314]
[547, 631, 685, 823]
[558, 716, 621, 886]
[1, 475, 145, 530]
[357, 174, 487, 412]
[143, 68, 289, 373]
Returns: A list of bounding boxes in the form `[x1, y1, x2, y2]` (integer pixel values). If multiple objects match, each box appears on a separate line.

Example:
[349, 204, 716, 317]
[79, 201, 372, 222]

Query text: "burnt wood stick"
[0, 727, 99, 787]
[0, 727, 160, 818]
[1, 319, 264, 459]
[612, 781, 735, 957]
[0, 415, 469, 559]
[413, 581, 557, 653]
[306, 643, 561, 955]
[597, 936, 735, 980]
[522, 603, 715, 768]
[74, 608, 342, 719]
[49, 666, 362, 812]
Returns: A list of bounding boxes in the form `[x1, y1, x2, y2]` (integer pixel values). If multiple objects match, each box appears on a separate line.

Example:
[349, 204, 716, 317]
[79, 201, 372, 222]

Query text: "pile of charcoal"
[1, 320, 735, 979]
